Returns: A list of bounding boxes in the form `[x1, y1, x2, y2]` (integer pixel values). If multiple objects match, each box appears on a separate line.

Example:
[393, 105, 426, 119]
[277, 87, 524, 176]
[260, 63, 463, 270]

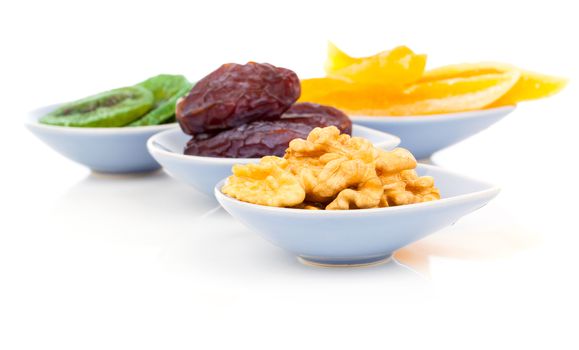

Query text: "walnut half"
[285, 126, 384, 209]
[222, 156, 305, 207]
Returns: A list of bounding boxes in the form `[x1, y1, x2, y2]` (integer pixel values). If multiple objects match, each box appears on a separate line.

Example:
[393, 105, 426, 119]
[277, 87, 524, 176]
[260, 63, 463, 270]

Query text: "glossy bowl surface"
[26, 105, 176, 173]
[215, 164, 500, 267]
[350, 106, 516, 159]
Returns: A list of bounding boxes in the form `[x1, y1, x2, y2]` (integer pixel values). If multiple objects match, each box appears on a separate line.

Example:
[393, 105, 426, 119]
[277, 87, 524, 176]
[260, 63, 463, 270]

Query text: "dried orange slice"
[301, 71, 520, 116]
[377, 71, 521, 115]
[306, 44, 564, 116]
[324, 42, 358, 75]
[299, 77, 406, 111]
[299, 77, 355, 102]
[420, 62, 567, 106]
[325, 43, 426, 87]
[419, 62, 511, 82]
[491, 70, 567, 107]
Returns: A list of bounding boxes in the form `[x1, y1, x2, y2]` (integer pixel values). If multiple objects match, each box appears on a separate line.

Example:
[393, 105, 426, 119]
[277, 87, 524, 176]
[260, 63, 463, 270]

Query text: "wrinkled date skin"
[185, 102, 353, 158]
[281, 102, 352, 135]
[185, 121, 315, 158]
[176, 62, 300, 134]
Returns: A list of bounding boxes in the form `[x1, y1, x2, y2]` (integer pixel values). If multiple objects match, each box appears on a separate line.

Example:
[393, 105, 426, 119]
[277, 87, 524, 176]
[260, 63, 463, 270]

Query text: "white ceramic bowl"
[215, 164, 500, 267]
[26, 105, 177, 173]
[148, 125, 400, 196]
[350, 106, 516, 159]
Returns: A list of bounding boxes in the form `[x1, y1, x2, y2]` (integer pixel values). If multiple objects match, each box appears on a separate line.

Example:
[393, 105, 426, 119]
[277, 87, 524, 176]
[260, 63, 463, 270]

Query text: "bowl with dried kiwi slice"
[26, 75, 193, 173]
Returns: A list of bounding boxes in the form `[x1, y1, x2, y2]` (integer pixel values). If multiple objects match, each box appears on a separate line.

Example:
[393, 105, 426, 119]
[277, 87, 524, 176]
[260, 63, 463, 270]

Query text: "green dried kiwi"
[40, 86, 154, 127]
[129, 83, 192, 126]
[129, 74, 192, 126]
[162, 116, 176, 124]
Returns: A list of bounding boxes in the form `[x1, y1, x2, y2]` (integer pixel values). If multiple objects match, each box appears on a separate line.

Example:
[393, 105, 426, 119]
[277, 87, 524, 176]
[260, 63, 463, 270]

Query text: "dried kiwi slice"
[40, 86, 154, 127]
[129, 74, 192, 126]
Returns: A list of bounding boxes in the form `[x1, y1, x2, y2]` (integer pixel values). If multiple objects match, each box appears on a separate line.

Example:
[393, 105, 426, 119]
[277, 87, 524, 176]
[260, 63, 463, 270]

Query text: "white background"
[1, 1, 578, 349]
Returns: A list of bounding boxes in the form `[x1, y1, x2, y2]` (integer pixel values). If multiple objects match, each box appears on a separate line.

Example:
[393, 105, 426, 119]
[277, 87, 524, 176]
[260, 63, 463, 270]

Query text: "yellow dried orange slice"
[419, 62, 511, 81]
[420, 62, 567, 106]
[490, 70, 567, 107]
[299, 77, 355, 102]
[324, 42, 358, 75]
[301, 71, 520, 116]
[325, 43, 426, 87]
[375, 71, 521, 115]
[299, 77, 406, 111]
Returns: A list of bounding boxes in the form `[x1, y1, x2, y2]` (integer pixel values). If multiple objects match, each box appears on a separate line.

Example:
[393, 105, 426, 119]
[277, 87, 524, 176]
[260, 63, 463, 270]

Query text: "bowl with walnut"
[215, 126, 500, 267]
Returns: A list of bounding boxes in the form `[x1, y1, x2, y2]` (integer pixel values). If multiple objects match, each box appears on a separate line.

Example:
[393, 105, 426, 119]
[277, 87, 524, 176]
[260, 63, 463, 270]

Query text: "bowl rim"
[26, 103, 179, 134]
[349, 105, 516, 123]
[214, 163, 501, 216]
[146, 124, 401, 164]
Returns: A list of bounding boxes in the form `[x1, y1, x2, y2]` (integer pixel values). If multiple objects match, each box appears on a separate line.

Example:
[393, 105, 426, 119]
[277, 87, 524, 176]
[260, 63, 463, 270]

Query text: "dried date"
[176, 62, 300, 134]
[185, 120, 316, 158]
[185, 103, 353, 158]
[281, 102, 352, 135]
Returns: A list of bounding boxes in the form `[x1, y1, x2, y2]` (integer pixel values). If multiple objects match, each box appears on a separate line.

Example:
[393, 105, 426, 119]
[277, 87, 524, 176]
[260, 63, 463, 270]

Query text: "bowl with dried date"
[147, 124, 400, 196]
[148, 62, 399, 195]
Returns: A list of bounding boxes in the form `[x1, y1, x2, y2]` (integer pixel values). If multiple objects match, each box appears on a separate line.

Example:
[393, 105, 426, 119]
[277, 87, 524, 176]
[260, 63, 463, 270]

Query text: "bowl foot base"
[297, 254, 392, 268]
[90, 167, 162, 176]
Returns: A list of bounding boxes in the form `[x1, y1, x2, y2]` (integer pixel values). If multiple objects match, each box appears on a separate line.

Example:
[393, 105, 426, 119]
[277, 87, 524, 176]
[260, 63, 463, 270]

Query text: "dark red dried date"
[281, 102, 352, 135]
[184, 103, 353, 158]
[176, 62, 300, 134]
[185, 120, 316, 158]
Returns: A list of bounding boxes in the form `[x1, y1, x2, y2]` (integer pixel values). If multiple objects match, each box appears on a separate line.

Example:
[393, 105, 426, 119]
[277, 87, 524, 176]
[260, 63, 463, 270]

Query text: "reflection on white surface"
[394, 208, 541, 276]
[48, 170, 218, 243]
[157, 208, 427, 283]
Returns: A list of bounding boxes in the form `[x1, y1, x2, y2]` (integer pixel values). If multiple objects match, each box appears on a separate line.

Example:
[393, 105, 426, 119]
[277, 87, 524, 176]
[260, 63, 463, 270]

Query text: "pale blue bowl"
[26, 105, 177, 173]
[350, 106, 516, 159]
[215, 164, 500, 267]
[148, 125, 400, 196]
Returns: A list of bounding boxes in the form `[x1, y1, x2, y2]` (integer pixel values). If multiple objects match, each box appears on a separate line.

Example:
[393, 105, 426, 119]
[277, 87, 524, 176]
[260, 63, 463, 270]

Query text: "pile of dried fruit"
[176, 62, 352, 158]
[299, 42, 567, 116]
[40, 74, 192, 127]
[222, 126, 440, 210]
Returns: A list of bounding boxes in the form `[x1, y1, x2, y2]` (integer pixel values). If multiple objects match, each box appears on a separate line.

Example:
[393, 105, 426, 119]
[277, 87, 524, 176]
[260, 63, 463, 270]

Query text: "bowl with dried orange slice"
[299, 43, 567, 159]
